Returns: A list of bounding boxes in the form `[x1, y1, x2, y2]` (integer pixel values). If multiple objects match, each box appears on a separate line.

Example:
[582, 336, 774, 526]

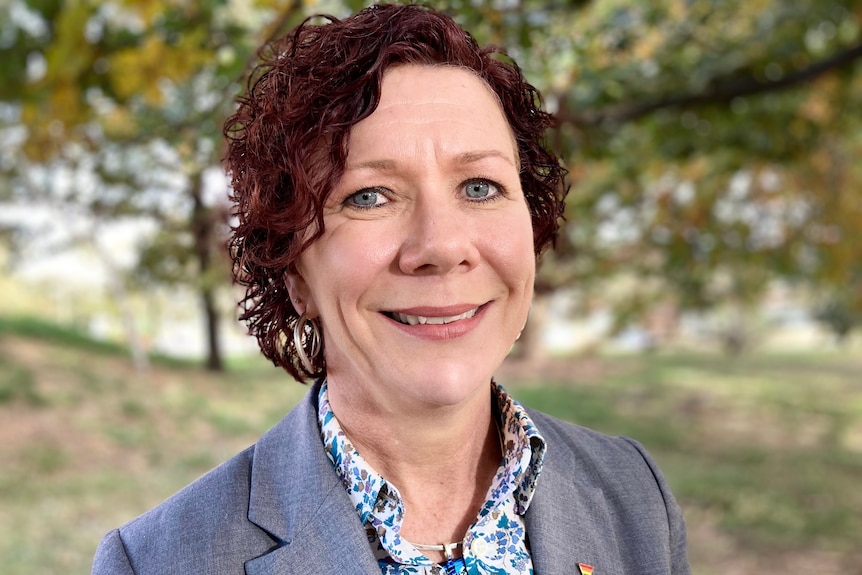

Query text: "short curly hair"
[223, 3, 567, 382]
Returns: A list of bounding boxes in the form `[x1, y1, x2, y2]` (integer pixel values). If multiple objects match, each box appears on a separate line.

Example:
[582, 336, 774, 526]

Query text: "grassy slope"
[1, 318, 860, 574]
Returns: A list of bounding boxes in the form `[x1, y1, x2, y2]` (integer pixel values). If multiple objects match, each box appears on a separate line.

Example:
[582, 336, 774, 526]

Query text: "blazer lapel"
[525, 427, 623, 575]
[244, 483, 379, 574]
[243, 383, 381, 575]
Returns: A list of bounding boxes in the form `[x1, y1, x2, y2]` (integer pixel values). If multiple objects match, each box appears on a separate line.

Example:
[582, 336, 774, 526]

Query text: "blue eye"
[346, 188, 387, 208]
[464, 180, 500, 200]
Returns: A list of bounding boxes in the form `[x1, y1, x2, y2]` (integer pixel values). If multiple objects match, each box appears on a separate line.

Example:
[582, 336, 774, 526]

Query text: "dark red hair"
[224, 3, 567, 381]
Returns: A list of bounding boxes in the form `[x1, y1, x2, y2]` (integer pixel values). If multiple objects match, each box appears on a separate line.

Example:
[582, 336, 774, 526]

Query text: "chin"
[408, 362, 498, 406]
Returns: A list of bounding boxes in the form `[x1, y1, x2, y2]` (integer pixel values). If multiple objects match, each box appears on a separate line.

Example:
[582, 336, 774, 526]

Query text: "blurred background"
[1, 0, 860, 573]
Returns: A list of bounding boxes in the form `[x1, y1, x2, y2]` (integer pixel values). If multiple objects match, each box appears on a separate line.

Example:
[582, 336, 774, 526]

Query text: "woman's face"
[287, 65, 535, 412]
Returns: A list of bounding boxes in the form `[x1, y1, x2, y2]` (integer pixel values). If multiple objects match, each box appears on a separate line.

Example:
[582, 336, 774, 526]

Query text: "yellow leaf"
[43, 2, 95, 82]
[101, 108, 139, 139]
[633, 29, 663, 61]
[109, 35, 169, 103]
[49, 81, 82, 123]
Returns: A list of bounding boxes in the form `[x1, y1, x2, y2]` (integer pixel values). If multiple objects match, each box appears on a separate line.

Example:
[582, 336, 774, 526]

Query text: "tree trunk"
[510, 294, 549, 362]
[721, 300, 749, 356]
[108, 268, 150, 372]
[190, 169, 224, 372]
[92, 230, 150, 372]
[201, 284, 223, 371]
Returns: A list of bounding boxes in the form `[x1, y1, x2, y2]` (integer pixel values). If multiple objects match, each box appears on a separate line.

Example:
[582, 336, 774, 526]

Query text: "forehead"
[376, 64, 504, 111]
[345, 65, 518, 163]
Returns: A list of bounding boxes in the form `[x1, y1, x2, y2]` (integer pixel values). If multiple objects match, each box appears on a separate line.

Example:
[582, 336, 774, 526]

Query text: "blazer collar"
[525, 413, 623, 574]
[244, 381, 381, 575]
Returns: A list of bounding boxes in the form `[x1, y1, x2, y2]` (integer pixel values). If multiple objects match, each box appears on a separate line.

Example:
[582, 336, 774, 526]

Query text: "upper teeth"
[392, 309, 477, 326]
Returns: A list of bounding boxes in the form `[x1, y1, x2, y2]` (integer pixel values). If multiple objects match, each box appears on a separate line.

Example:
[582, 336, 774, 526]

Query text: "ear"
[283, 270, 319, 318]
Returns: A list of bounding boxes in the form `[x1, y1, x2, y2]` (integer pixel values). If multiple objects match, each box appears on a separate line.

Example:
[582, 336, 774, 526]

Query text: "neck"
[325, 376, 502, 546]
[326, 375, 498, 473]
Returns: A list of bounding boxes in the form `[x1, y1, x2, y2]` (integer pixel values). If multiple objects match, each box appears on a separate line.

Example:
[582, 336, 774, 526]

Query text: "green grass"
[0, 357, 43, 406]
[0, 315, 128, 355]
[0, 314, 202, 368]
[1, 319, 860, 573]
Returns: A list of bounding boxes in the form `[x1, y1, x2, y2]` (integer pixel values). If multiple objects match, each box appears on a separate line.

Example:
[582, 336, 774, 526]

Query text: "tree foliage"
[2, 0, 862, 361]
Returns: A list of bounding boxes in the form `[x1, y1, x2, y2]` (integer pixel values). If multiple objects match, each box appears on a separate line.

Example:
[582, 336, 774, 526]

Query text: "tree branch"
[560, 40, 862, 128]
[236, 2, 304, 91]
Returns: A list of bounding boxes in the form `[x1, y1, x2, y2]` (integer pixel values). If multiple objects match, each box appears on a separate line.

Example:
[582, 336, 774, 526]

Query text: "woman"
[93, 4, 689, 574]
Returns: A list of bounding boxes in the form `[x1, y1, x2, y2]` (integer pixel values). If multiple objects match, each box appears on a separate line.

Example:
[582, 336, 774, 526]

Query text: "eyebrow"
[346, 149, 516, 171]
[454, 149, 516, 167]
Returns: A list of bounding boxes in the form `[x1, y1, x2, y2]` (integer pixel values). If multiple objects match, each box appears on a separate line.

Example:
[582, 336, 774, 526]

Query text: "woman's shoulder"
[525, 407, 690, 572]
[525, 407, 671, 488]
[92, 390, 324, 574]
[108, 386, 320, 536]
[123, 444, 258, 533]
[526, 407, 640, 451]
[92, 445, 276, 574]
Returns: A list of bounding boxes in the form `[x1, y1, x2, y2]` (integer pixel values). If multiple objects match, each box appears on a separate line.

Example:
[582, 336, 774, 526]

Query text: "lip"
[382, 303, 488, 340]
[387, 304, 481, 317]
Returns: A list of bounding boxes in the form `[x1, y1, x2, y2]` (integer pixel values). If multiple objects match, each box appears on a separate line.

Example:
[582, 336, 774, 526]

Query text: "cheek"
[304, 223, 399, 304]
[487, 213, 536, 286]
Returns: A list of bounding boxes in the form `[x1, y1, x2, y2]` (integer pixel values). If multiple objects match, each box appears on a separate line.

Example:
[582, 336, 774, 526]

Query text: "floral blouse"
[317, 380, 546, 575]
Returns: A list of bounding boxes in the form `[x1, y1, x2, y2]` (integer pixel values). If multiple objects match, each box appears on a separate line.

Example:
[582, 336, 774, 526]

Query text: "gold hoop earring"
[293, 312, 322, 374]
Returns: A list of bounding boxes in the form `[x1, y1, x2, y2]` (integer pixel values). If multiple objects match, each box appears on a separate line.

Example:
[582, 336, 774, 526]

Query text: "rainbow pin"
[578, 563, 594, 575]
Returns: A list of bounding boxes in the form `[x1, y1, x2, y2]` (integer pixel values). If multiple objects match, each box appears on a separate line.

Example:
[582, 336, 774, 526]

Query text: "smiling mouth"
[386, 308, 479, 326]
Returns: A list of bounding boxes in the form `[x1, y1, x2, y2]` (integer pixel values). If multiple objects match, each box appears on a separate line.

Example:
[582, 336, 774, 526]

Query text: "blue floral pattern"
[317, 380, 546, 575]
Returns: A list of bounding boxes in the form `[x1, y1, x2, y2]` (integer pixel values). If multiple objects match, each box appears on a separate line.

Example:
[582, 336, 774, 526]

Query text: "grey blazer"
[92, 383, 689, 574]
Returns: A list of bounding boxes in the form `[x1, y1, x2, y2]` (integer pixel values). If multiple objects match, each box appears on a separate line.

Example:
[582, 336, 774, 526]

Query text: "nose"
[397, 194, 480, 275]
